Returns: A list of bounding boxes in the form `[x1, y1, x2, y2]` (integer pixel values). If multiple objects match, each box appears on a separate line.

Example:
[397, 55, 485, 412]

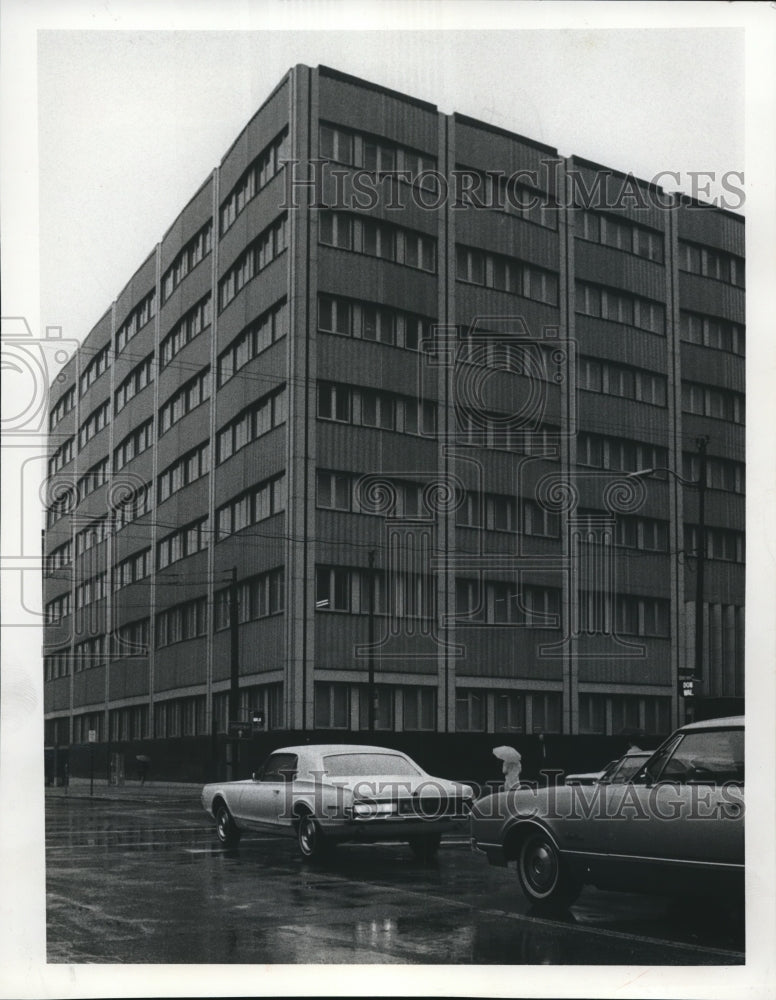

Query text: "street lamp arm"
[625, 467, 700, 489]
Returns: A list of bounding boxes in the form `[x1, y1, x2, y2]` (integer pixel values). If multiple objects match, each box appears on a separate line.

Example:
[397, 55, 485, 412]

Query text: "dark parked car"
[565, 748, 652, 786]
[470, 717, 744, 908]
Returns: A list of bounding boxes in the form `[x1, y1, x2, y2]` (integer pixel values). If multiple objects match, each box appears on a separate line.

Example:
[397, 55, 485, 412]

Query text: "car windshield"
[608, 754, 649, 783]
[658, 728, 744, 784]
[321, 753, 422, 777]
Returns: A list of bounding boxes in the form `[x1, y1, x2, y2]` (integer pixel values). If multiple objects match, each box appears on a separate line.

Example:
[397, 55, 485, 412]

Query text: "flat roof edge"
[317, 65, 438, 114]
[453, 113, 558, 157]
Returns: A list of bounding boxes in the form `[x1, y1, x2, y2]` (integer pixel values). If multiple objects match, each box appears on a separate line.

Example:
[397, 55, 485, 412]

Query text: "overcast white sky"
[36, 25, 746, 345]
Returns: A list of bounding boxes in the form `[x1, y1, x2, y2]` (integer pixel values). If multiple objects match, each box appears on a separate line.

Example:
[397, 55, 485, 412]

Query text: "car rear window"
[321, 753, 422, 777]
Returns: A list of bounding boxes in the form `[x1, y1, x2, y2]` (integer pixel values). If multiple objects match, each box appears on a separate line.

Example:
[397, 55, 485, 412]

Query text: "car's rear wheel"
[297, 812, 328, 860]
[408, 832, 442, 862]
[214, 802, 241, 847]
[517, 830, 580, 909]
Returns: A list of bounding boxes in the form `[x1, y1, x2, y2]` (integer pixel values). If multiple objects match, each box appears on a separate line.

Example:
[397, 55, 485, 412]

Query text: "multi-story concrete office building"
[43, 65, 745, 768]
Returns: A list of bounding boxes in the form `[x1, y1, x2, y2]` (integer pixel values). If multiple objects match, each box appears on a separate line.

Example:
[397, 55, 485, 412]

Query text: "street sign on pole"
[88, 730, 96, 743]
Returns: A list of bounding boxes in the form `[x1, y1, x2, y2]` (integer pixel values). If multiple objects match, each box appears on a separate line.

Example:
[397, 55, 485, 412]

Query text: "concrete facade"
[43, 65, 745, 754]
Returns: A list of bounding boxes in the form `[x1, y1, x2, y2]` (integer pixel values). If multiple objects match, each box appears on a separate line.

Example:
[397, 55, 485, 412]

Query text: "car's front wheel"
[214, 802, 241, 847]
[297, 812, 328, 860]
[517, 830, 580, 909]
[408, 832, 442, 862]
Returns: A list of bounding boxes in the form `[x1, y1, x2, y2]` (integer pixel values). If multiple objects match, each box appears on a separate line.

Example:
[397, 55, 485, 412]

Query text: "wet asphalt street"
[45, 791, 744, 965]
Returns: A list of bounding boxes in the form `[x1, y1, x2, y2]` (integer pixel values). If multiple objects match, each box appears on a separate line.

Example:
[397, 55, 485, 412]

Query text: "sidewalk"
[45, 777, 202, 803]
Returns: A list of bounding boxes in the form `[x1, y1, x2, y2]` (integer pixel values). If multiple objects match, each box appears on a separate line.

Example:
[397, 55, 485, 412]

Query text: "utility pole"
[692, 436, 709, 721]
[228, 566, 239, 779]
[368, 550, 376, 734]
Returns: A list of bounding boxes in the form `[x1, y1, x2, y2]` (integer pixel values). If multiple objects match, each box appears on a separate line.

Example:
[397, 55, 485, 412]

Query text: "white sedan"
[201, 744, 474, 860]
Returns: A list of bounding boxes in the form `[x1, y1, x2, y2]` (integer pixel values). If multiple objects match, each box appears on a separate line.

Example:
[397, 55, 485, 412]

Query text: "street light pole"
[627, 434, 709, 723]
[693, 437, 708, 709]
[367, 550, 376, 734]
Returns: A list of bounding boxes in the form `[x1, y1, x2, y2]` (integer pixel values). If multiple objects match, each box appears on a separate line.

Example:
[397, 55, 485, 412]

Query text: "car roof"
[268, 744, 414, 757]
[678, 715, 744, 731]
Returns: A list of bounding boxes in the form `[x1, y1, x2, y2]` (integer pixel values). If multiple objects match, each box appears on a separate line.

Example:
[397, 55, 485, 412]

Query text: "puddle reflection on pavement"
[46, 798, 744, 965]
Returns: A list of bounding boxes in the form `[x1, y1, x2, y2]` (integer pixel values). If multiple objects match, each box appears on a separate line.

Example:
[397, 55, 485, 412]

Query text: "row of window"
[115, 354, 154, 414]
[317, 382, 436, 436]
[457, 493, 560, 536]
[314, 683, 563, 734]
[577, 432, 668, 474]
[218, 214, 288, 311]
[155, 696, 206, 739]
[456, 245, 559, 306]
[576, 210, 664, 262]
[50, 387, 75, 430]
[214, 567, 285, 629]
[45, 540, 72, 575]
[114, 548, 151, 591]
[312, 566, 670, 637]
[74, 571, 107, 610]
[685, 525, 745, 563]
[157, 515, 210, 570]
[319, 122, 436, 183]
[682, 381, 744, 424]
[578, 693, 671, 736]
[678, 239, 745, 288]
[76, 456, 110, 503]
[116, 289, 156, 356]
[114, 482, 152, 529]
[456, 580, 561, 627]
[158, 367, 211, 435]
[680, 310, 745, 356]
[49, 437, 74, 476]
[217, 298, 288, 388]
[320, 211, 436, 272]
[220, 128, 289, 234]
[315, 565, 433, 618]
[109, 704, 149, 743]
[79, 343, 111, 397]
[455, 335, 557, 379]
[216, 474, 286, 541]
[157, 596, 207, 648]
[114, 418, 154, 471]
[456, 411, 559, 455]
[216, 385, 287, 463]
[74, 513, 109, 558]
[683, 452, 744, 494]
[318, 294, 430, 351]
[160, 294, 212, 370]
[161, 221, 213, 303]
[453, 164, 557, 229]
[158, 440, 209, 503]
[578, 356, 667, 407]
[575, 280, 665, 334]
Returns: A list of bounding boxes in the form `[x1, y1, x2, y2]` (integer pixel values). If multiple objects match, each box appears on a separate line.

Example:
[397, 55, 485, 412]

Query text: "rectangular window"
[319, 295, 352, 336]
[319, 211, 352, 250]
[317, 470, 352, 511]
[455, 690, 486, 731]
[315, 683, 350, 729]
[220, 129, 288, 234]
[115, 289, 156, 356]
[315, 566, 351, 612]
[403, 687, 436, 731]
[495, 692, 525, 733]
